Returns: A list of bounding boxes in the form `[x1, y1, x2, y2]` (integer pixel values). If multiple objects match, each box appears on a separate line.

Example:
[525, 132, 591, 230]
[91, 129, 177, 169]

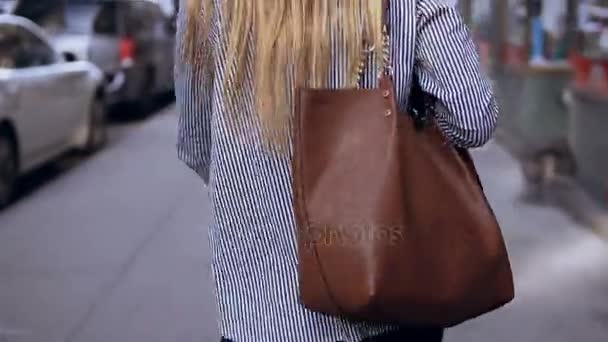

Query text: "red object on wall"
[570, 53, 608, 91]
[571, 53, 593, 87]
[502, 43, 527, 69]
[478, 40, 492, 69]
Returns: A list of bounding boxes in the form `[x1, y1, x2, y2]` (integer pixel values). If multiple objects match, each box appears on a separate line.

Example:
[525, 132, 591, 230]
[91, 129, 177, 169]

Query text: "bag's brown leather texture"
[292, 46, 515, 327]
[293, 75, 514, 327]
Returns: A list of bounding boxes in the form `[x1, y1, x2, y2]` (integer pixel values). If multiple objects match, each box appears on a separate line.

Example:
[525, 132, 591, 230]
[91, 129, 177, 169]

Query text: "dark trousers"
[361, 327, 444, 341]
[221, 327, 444, 341]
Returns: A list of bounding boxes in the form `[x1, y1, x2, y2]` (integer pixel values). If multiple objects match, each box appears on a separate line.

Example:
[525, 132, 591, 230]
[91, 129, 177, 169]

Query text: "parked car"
[50, 0, 176, 113]
[0, 14, 106, 208]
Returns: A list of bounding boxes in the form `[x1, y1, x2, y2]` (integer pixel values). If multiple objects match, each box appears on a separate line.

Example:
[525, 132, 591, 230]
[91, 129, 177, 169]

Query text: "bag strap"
[383, 0, 435, 130]
[354, 0, 392, 87]
[381, 0, 393, 78]
[351, 0, 435, 130]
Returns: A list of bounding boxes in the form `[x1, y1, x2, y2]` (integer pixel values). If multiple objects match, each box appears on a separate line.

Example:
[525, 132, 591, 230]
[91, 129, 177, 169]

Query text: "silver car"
[0, 14, 107, 208]
[50, 0, 176, 114]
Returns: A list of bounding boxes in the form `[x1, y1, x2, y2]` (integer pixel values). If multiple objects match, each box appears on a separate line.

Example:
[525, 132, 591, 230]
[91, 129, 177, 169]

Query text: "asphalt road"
[0, 104, 607, 342]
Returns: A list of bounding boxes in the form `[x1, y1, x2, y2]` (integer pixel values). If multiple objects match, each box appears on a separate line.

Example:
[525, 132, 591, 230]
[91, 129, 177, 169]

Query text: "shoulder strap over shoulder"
[383, 0, 390, 33]
[380, 0, 392, 78]
[383, 1, 389, 19]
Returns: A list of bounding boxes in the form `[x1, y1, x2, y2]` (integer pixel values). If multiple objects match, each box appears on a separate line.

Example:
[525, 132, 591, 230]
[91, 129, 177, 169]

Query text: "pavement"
[0, 104, 607, 342]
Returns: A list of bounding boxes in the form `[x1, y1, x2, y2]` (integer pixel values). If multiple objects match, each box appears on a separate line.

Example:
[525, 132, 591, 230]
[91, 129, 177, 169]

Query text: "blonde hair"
[183, 0, 384, 150]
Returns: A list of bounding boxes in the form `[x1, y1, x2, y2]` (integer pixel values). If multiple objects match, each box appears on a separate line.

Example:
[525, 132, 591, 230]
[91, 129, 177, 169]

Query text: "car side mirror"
[62, 51, 77, 62]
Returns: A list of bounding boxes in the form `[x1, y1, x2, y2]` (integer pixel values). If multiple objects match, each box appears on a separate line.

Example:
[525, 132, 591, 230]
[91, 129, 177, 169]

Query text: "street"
[0, 104, 607, 342]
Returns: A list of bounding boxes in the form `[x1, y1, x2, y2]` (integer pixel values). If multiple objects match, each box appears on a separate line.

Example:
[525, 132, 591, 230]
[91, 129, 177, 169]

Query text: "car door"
[0, 22, 56, 160]
[89, 2, 123, 73]
[0, 22, 80, 159]
[46, 58, 93, 141]
[125, 1, 156, 73]
[24, 25, 92, 148]
[150, 2, 175, 93]
[126, 1, 172, 93]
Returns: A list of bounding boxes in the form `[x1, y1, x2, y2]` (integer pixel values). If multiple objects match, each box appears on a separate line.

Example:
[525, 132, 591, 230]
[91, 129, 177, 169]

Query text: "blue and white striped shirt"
[175, 1, 499, 341]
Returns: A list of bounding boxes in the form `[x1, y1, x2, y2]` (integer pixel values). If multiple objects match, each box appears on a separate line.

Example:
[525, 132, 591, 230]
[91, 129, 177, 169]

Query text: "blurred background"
[0, 0, 607, 341]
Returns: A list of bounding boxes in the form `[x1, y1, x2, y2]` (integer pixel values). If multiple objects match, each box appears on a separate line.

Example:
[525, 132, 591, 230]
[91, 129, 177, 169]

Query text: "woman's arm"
[415, 0, 499, 148]
[175, 0, 215, 184]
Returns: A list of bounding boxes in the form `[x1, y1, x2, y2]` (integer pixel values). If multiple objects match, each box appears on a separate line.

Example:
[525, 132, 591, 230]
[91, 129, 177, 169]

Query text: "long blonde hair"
[183, 0, 384, 150]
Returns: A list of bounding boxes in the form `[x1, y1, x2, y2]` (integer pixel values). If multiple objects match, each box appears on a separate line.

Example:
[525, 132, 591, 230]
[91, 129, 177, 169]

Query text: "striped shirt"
[175, 1, 499, 341]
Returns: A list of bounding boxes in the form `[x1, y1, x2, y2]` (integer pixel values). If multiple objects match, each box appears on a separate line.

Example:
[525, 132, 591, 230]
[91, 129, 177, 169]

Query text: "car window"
[0, 23, 18, 68]
[93, 2, 119, 35]
[124, 1, 165, 37]
[65, 6, 98, 34]
[0, 23, 56, 69]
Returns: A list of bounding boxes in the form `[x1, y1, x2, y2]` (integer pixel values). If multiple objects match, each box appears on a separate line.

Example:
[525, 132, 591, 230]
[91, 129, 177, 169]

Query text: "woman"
[175, 0, 498, 341]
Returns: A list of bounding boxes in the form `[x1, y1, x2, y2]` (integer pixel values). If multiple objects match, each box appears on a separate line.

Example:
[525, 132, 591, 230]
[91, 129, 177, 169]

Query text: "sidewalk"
[0, 108, 606, 342]
[448, 141, 608, 342]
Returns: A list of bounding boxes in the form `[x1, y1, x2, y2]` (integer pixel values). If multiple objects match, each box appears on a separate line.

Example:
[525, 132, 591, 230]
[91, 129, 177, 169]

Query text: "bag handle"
[381, 0, 393, 78]
[354, 0, 392, 87]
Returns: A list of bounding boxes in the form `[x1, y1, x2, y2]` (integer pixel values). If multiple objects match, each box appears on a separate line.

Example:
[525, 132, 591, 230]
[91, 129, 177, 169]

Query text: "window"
[0, 24, 19, 68]
[65, 6, 99, 34]
[93, 2, 119, 35]
[0, 23, 56, 69]
[125, 1, 160, 37]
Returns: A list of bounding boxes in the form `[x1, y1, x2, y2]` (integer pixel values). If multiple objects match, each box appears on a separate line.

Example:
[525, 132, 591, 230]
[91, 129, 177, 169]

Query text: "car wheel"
[0, 131, 18, 209]
[83, 98, 107, 153]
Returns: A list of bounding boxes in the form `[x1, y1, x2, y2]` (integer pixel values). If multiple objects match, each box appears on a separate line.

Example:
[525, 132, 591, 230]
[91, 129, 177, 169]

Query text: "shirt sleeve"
[174, 0, 214, 184]
[414, 0, 499, 148]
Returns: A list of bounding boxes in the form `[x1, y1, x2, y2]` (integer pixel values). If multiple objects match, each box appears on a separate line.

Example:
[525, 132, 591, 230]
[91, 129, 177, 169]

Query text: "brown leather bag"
[292, 0, 514, 328]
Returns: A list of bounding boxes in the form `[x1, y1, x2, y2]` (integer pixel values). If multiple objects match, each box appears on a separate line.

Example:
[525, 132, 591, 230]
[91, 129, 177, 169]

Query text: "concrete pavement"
[0, 107, 217, 342]
[0, 105, 607, 342]
[448, 142, 608, 342]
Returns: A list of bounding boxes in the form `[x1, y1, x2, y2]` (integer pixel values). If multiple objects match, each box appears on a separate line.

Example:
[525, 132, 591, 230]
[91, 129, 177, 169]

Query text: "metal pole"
[491, 0, 508, 75]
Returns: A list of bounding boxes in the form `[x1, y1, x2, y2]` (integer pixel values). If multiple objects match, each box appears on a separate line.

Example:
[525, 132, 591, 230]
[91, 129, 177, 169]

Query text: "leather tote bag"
[292, 0, 514, 328]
